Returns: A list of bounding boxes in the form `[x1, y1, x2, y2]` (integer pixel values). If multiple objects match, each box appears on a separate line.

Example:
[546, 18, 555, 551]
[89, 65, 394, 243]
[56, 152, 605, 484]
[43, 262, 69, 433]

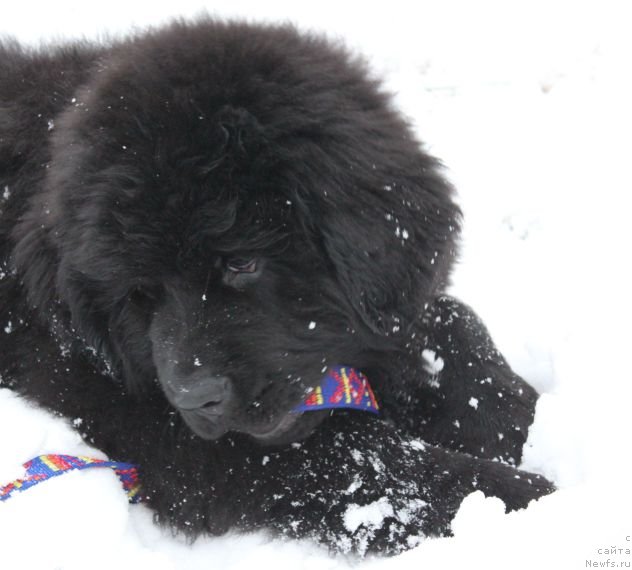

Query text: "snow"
[2, 1, 632, 569]
[343, 498, 395, 534]
[421, 348, 444, 376]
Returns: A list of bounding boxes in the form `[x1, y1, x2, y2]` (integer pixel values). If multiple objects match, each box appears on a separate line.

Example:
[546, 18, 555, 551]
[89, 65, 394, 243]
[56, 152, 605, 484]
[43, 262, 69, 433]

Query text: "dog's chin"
[181, 409, 329, 446]
[248, 410, 329, 447]
[180, 410, 229, 440]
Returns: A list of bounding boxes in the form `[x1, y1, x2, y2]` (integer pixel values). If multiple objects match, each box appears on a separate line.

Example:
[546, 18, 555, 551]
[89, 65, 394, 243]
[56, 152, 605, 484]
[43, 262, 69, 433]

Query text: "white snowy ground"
[1, 2, 631, 569]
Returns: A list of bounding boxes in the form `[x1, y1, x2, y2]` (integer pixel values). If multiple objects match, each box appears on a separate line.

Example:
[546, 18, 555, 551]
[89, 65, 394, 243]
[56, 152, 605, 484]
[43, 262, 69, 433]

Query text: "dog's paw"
[421, 364, 538, 464]
[417, 295, 540, 464]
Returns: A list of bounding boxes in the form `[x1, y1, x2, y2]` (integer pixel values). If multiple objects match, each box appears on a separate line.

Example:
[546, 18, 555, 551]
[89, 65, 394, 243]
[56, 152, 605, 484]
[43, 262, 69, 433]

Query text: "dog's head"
[13, 21, 460, 445]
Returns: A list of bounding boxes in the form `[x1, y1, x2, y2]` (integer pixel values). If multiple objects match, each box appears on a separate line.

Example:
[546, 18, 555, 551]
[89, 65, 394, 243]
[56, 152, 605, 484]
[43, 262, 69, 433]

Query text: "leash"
[0, 366, 378, 503]
[0, 454, 140, 503]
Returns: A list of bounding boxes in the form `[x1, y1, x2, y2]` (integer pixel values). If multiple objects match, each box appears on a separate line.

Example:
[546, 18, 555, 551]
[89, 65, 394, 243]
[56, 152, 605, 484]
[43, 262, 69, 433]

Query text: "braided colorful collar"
[294, 366, 379, 414]
[0, 366, 377, 503]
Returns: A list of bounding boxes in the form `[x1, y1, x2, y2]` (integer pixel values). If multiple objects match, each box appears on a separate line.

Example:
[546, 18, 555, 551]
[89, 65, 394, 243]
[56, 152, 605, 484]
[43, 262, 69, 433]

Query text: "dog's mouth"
[179, 407, 229, 440]
[247, 409, 328, 445]
[179, 403, 328, 445]
[247, 413, 301, 440]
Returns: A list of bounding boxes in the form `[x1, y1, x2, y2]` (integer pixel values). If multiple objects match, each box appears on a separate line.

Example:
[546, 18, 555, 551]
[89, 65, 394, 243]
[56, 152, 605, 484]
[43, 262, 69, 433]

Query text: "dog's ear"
[319, 172, 460, 337]
[11, 209, 59, 314]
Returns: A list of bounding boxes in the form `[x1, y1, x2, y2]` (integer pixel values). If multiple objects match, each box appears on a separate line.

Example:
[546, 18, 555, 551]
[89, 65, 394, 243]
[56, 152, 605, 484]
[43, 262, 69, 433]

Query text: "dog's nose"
[169, 373, 232, 414]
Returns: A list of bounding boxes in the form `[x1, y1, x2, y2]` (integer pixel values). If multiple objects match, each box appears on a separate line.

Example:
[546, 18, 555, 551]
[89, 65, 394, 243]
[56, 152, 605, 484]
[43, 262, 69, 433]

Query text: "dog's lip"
[180, 409, 228, 440]
[179, 404, 301, 441]
[184, 405, 224, 416]
[248, 413, 301, 440]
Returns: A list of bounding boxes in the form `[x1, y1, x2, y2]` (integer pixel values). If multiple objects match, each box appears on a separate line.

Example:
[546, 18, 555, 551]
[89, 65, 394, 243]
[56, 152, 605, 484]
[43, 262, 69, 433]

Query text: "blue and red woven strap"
[0, 454, 140, 503]
[293, 366, 379, 414]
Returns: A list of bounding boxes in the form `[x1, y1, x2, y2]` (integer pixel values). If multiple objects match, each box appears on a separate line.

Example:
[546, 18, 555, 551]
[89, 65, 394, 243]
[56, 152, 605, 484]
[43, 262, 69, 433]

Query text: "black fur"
[0, 19, 553, 555]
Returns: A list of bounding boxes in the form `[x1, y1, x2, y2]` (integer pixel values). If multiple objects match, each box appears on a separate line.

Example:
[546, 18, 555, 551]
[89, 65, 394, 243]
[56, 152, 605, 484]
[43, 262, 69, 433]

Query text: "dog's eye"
[128, 285, 160, 309]
[226, 258, 258, 274]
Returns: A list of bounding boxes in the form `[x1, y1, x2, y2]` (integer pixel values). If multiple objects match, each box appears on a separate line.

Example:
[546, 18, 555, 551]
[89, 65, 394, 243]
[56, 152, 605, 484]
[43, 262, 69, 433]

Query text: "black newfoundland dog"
[0, 20, 553, 555]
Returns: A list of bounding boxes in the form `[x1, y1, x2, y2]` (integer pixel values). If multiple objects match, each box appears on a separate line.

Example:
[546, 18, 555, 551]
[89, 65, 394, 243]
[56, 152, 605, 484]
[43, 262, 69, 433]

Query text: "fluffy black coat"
[0, 20, 553, 555]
